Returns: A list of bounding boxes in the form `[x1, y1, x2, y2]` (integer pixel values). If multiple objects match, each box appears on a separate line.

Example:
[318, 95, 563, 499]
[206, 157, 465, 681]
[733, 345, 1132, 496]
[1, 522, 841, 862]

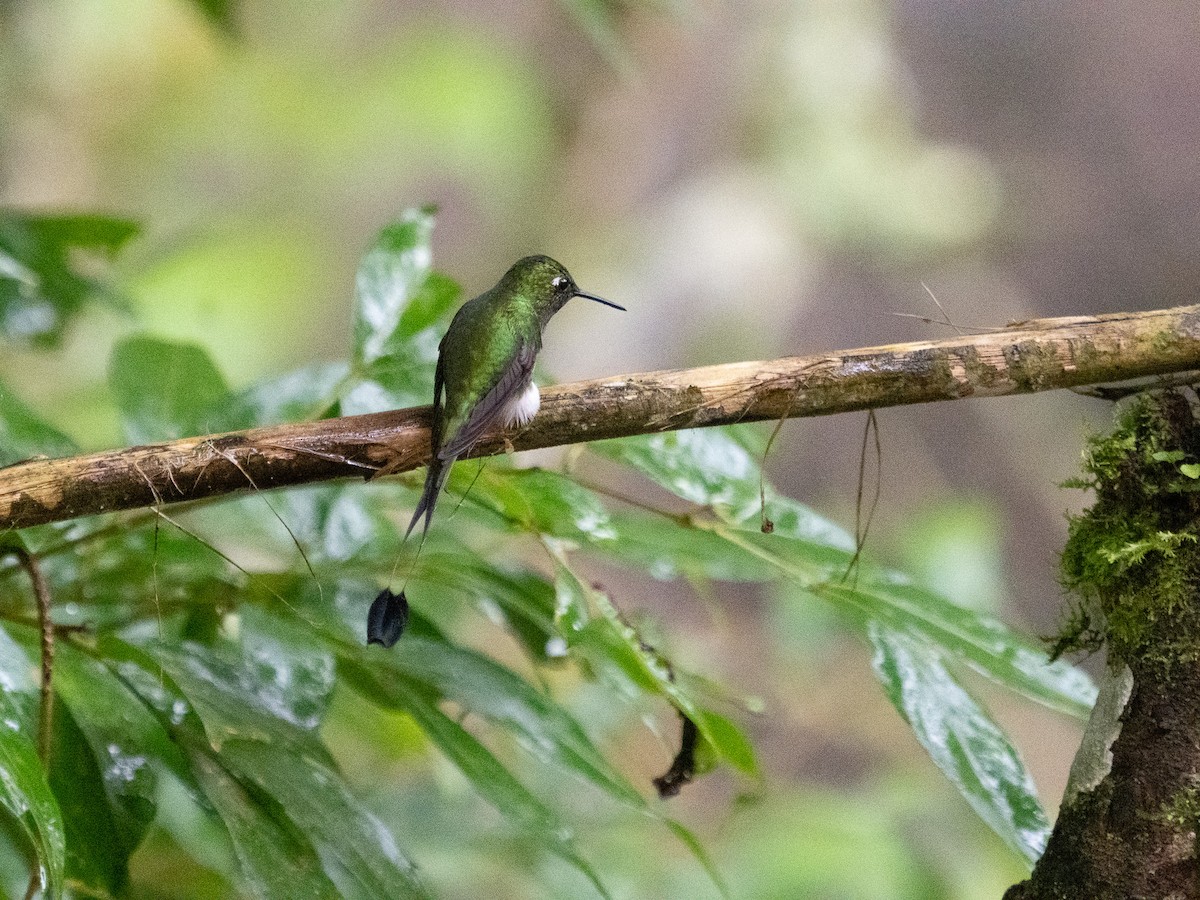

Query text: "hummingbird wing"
[438, 339, 538, 461]
[405, 352, 449, 538]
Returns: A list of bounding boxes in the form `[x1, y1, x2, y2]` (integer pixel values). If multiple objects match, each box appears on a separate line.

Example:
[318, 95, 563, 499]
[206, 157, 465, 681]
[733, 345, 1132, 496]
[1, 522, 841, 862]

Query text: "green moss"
[1057, 392, 1200, 672]
[1004, 340, 1065, 391]
[1071, 339, 1105, 370]
[1152, 780, 1200, 829]
[1151, 328, 1181, 356]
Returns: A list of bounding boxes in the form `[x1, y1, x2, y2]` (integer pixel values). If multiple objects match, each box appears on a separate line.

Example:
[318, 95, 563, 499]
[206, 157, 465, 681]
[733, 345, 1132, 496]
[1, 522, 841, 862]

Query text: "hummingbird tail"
[405, 456, 451, 540]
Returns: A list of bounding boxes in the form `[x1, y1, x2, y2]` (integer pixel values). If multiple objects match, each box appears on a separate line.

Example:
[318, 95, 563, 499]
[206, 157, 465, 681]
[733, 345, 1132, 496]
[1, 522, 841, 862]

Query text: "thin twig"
[841, 410, 882, 585]
[2, 546, 54, 766]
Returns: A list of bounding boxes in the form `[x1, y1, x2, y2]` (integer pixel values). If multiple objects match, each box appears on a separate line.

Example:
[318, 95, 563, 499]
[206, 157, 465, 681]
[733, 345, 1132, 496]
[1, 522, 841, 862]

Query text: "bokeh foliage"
[0, 207, 1093, 897]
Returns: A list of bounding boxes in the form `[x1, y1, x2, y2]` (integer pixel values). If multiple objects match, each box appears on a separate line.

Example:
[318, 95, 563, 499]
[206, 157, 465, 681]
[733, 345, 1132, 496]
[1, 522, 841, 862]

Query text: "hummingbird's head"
[503, 255, 625, 325]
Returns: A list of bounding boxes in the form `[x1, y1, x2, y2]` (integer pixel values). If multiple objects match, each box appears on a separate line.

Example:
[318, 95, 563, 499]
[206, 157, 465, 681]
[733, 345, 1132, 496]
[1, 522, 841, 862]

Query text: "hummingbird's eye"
[551, 275, 567, 289]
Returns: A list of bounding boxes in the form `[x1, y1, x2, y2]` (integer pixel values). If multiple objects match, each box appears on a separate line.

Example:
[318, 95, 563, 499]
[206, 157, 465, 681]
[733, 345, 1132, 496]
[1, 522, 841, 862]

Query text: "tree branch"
[3, 304, 1200, 531]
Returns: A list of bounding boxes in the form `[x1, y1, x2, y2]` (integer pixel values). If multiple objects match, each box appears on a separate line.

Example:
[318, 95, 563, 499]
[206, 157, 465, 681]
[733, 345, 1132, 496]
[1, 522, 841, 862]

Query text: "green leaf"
[102, 639, 353, 894]
[867, 622, 1049, 864]
[139, 613, 336, 756]
[821, 579, 1097, 719]
[713, 519, 1096, 720]
[396, 689, 556, 831]
[425, 560, 560, 660]
[0, 719, 65, 899]
[352, 206, 439, 366]
[664, 818, 729, 900]
[380, 270, 461, 358]
[346, 666, 610, 895]
[0, 626, 65, 898]
[725, 493, 857, 553]
[218, 740, 426, 899]
[0, 211, 139, 347]
[237, 362, 349, 425]
[347, 240, 461, 414]
[469, 467, 618, 542]
[188, 745, 342, 900]
[595, 428, 763, 509]
[557, 563, 758, 776]
[47, 700, 134, 893]
[351, 636, 645, 809]
[56, 642, 190, 787]
[269, 484, 407, 568]
[689, 708, 757, 776]
[1181, 463, 1200, 479]
[38, 518, 237, 630]
[599, 510, 780, 582]
[0, 378, 77, 466]
[601, 425, 1075, 742]
[109, 335, 250, 443]
[596, 427, 855, 553]
[51, 645, 184, 893]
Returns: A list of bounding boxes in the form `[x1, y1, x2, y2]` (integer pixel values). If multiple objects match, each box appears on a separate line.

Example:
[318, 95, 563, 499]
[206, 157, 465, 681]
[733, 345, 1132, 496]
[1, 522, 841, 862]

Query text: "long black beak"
[574, 290, 626, 311]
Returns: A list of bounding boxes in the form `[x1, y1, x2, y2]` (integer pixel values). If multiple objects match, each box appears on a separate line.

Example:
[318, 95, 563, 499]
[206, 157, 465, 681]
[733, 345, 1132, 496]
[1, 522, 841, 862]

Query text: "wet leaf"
[219, 740, 426, 898]
[429, 560, 560, 660]
[346, 208, 461, 413]
[598, 510, 779, 582]
[0, 625, 64, 898]
[189, 746, 342, 900]
[0, 719, 64, 899]
[51, 645, 187, 892]
[821, 579, 1097, 719]
[595, 428, 764, 509]
[725, 493, 856, 553]
[470, 467, 617, 542]
[596, 427, 855, 552]
[352, 206, 439, 366]
[396, 690, 609, 897]
[349, 635, 644, 809]
[140, 615, 336, 757]
[868, 622, 1049, 864]
[722, 523, 1095, 720]
[48, 701, 136, 893]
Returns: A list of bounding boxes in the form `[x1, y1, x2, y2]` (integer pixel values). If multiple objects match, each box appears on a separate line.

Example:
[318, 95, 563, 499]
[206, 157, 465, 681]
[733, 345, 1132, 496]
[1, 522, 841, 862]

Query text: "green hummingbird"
[405, 254, 625, 538]
[368, 255, 625, 647]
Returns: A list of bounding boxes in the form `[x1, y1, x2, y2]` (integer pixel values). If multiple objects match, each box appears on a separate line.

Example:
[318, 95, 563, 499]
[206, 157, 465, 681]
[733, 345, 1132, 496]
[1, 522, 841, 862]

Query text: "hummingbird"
[367, 255, 625, 647]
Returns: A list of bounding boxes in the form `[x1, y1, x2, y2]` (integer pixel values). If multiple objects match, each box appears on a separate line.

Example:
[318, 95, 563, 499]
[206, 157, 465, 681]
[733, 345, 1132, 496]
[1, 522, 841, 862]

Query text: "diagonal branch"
[3, 304, 1200, 531]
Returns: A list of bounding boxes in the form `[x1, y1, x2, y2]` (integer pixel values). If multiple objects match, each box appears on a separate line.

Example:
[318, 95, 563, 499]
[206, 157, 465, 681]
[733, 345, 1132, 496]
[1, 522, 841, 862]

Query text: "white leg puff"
[504, 382, 541, 426]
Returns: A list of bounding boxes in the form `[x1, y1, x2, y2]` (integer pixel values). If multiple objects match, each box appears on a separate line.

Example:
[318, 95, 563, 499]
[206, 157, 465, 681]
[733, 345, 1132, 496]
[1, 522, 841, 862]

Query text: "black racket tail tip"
[367, 588, 409, 648]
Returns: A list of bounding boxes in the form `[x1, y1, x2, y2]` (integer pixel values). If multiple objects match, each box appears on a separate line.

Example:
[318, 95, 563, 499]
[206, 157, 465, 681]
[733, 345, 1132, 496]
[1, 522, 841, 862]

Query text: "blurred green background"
[5, 0, 1191, 895]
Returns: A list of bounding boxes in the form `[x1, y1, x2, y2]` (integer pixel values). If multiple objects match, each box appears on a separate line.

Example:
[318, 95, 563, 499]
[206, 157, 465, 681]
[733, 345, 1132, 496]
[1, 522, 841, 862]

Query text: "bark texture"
[1007, 391, 1200, 899]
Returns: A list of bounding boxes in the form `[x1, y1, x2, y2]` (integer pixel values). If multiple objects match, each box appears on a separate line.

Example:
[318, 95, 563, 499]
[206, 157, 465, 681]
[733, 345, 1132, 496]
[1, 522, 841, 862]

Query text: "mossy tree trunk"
[1007, 390, 1200, 899]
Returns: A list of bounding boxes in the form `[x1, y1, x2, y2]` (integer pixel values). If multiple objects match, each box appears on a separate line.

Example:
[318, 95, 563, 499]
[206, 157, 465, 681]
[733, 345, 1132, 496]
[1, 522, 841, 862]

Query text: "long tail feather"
[405, 455, 452, 539]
